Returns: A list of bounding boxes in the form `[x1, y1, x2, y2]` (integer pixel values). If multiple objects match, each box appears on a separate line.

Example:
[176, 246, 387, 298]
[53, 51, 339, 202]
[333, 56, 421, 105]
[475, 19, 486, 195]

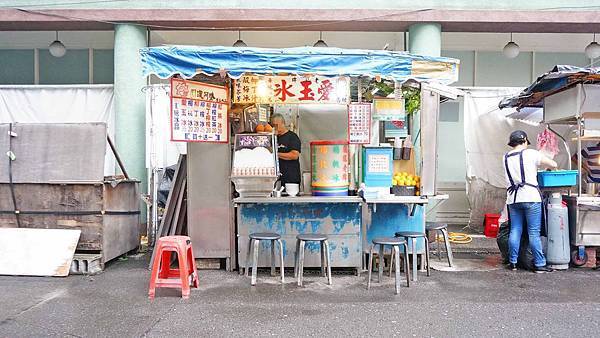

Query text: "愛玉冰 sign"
[233, 75, 350, 105]
[170, 78, 229, 143]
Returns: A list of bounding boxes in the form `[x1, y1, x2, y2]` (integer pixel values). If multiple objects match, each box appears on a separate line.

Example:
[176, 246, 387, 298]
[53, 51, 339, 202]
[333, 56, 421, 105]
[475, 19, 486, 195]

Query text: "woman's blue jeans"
[507, 202, 546, 267]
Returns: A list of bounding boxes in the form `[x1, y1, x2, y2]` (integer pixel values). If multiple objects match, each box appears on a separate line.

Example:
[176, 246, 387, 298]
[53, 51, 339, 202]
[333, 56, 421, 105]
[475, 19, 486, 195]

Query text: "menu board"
[170, 78, 229, 143]
[368, 154, 391, 173]
[233, 75, 350, 105]
[348, 103, 371, 144]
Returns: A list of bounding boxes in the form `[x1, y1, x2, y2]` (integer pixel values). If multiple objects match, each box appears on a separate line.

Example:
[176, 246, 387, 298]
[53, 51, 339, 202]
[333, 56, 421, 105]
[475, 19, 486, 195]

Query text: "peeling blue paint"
[333, 220, 345, 233]
[341, 246, 350, 259]
[367, 203, 425, 253]
[238, 202, 361, 268]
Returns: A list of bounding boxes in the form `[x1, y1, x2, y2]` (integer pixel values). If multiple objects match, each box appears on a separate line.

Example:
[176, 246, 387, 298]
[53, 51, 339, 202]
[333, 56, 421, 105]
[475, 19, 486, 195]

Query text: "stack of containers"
[310, 140, 349, 196]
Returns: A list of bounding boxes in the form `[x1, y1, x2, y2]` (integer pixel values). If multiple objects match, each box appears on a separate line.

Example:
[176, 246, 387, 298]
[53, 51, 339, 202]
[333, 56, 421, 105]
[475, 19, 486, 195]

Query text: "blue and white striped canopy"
[140, 45, 459, 84]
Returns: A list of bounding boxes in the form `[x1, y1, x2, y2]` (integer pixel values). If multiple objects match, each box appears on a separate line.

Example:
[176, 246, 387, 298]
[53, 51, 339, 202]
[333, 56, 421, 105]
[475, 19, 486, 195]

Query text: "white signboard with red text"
[170, 78, 229, 143]
[233, 75, 350, 105]
[347, 103, 371, 144]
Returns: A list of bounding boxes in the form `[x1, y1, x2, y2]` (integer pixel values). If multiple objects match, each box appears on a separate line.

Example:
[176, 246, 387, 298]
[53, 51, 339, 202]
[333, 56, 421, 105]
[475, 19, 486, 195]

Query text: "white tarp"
[145, 84, 186, 169]
[0, 85, 116, 175]
[463, 87, 573, 226]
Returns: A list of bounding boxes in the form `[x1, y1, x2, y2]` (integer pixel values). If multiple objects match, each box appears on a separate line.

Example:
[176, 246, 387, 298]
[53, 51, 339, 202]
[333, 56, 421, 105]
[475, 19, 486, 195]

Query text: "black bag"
[496, 219, 547, 270]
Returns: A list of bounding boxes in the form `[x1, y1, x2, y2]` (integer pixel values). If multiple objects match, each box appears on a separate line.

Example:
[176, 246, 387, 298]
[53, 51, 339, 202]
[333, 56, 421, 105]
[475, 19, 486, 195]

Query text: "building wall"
[0, 0, 594, 10]
[0, 48, 113, 85]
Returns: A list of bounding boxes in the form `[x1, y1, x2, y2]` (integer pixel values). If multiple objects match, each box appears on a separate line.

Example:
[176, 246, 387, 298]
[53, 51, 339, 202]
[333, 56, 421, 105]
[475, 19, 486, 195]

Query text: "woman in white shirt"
[504, 130, 557, 273]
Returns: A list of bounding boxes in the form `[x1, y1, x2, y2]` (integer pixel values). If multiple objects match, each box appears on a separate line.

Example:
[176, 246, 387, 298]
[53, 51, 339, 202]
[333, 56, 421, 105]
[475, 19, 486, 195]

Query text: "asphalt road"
[1, 254, 599, 337]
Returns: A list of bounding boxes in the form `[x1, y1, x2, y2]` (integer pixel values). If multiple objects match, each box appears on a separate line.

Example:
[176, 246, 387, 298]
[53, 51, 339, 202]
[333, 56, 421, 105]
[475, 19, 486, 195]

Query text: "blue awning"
[140, 45, 460, 85]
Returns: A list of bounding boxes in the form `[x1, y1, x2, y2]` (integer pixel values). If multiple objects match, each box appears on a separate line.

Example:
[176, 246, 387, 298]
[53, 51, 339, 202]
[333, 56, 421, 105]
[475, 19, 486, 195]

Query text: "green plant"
[403, 87, 420, 115]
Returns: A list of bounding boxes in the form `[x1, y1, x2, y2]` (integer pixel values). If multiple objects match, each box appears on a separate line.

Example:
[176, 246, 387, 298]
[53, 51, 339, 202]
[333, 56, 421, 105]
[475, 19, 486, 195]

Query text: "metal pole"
[578, 117, 582, 197]
[548, 125, 571, 170]
[107, 135, 130, 180]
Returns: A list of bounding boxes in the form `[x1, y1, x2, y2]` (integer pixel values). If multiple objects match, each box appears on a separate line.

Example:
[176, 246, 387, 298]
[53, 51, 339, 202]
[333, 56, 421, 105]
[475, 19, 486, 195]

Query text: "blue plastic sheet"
[140, 45, 459, 84]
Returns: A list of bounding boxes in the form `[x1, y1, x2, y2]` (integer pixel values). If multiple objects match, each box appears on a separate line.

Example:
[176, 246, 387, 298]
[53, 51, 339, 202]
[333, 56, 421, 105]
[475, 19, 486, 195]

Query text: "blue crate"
[537, 170, 578, 187]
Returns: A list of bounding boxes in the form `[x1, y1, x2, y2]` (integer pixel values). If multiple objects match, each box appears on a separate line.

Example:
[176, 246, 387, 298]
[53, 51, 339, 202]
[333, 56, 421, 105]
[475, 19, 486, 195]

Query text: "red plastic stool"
[148, 236, 199, 299]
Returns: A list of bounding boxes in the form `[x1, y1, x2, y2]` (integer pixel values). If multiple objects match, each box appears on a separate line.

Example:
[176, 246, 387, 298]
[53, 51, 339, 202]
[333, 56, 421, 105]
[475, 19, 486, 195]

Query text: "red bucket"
[483, 213, 501, 238]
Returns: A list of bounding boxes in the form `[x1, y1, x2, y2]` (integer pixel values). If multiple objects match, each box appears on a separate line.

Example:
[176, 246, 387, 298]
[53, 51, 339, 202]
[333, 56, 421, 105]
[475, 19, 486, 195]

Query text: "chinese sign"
[348, 103, 371, 144]
[233, 75, 350, 104]
[367, 154, 391, 173]
[373, 99, 405, 121]
[170, 78, 229, 143]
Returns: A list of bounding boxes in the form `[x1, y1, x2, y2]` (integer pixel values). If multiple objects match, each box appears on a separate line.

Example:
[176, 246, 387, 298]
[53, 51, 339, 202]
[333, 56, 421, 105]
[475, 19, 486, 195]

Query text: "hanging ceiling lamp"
[585, 33, 600, 59]
[49, 31, 67, 58]
[233, 31, 247, 47]
[502, 32, 520, 59]
[313, 31, 328, 47]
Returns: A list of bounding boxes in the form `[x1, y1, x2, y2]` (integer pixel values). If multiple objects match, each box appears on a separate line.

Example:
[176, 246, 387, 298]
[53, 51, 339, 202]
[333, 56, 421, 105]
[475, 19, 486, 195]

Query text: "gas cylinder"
[546, 193, 570, 269]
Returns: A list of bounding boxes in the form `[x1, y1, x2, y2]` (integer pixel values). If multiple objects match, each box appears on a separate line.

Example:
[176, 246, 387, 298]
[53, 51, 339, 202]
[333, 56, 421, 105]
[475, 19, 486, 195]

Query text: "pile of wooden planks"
[149, 155, 187, 267]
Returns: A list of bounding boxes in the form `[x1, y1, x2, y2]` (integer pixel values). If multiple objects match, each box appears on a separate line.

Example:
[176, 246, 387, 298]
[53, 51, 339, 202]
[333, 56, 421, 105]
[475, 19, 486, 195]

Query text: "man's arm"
[539, 154, 558, 169]
[279, 150, 300, 160]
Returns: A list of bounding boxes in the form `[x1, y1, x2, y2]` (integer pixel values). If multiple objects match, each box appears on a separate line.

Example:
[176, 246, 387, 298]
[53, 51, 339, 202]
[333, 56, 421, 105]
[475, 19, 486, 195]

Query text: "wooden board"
[0, 228, 80, 276]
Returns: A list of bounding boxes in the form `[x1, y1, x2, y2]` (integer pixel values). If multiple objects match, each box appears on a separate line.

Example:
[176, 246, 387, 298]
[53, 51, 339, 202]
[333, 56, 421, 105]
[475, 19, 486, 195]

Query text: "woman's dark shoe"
[534, 265, 553, 273]
[508, 263, 517, 271]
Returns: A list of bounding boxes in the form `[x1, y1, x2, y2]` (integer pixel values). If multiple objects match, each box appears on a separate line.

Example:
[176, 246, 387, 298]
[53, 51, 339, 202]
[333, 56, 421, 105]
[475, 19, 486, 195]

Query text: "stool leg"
[435, 230, 442, 261]
[424, 236, 431, 277]
[389, 247, 394, 277]
[148, 244, 162, 299]
[277, 239, 285, 284]
[187, 246, 199, 288]
[402, 242, 410, 287]
[177, 244, 190, 299]
[251, 239, 259, 286]
[394, 245, 401, 295]
[245, 238, 253, 277]
[320, 241, 326, 277]
[411, 237, 418, 282]
[324, 240, 332, 285]
[378, 244, 384, 283]
[441, 228, 454, 268]
[271, 240, 276, 277]
[366, 245, 374, 290]
[298, 240, 305, 286]
[294, 238, 300, 278]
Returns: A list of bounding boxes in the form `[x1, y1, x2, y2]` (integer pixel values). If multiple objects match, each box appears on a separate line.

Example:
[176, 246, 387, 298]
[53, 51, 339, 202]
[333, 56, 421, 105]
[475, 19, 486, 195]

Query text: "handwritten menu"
[368, 154, 390, 173]
[233, 75, 350, 105]
[348, 103, 371, 144]
[170, 78, 229, 143]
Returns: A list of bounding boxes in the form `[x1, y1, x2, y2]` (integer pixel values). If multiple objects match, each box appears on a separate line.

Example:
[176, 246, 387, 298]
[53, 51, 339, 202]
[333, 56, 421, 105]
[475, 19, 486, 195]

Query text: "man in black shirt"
[270, 114, 301, 185]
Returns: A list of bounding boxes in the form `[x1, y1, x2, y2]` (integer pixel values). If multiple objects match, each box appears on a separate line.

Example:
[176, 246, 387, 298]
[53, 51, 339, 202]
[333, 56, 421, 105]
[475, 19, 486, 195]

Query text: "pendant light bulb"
[233, 30, 247, 47]
[502, 33, 520, 59]
[585, 33, 600, 59]
[313, 31, 328, 47]
[49, 31, 66, 58]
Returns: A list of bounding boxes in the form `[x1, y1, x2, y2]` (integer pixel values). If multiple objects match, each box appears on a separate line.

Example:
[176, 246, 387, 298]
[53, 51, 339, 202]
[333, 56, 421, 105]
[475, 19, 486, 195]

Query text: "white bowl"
[285, 183, 300, 197]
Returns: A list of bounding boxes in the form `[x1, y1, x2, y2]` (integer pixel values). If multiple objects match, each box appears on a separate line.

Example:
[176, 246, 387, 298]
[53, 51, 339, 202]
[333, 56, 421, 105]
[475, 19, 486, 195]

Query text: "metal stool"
[367, 237, 410, 294]
[294, 234, 332, 286]
[245, 232, 285, 286]
[395, 231, 430, 281]
[426, 222, 454, 267]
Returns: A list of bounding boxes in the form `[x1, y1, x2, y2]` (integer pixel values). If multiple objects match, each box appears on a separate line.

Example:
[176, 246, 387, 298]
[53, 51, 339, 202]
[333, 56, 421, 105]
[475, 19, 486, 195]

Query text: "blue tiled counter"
[235, 196, 363, 272]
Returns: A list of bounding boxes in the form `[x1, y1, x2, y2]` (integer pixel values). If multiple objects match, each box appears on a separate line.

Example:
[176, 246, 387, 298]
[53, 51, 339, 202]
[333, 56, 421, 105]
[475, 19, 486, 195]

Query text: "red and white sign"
[348, 103, 371, 144]
[233, 75, 350, 105]
[170, 78, 229, 143]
